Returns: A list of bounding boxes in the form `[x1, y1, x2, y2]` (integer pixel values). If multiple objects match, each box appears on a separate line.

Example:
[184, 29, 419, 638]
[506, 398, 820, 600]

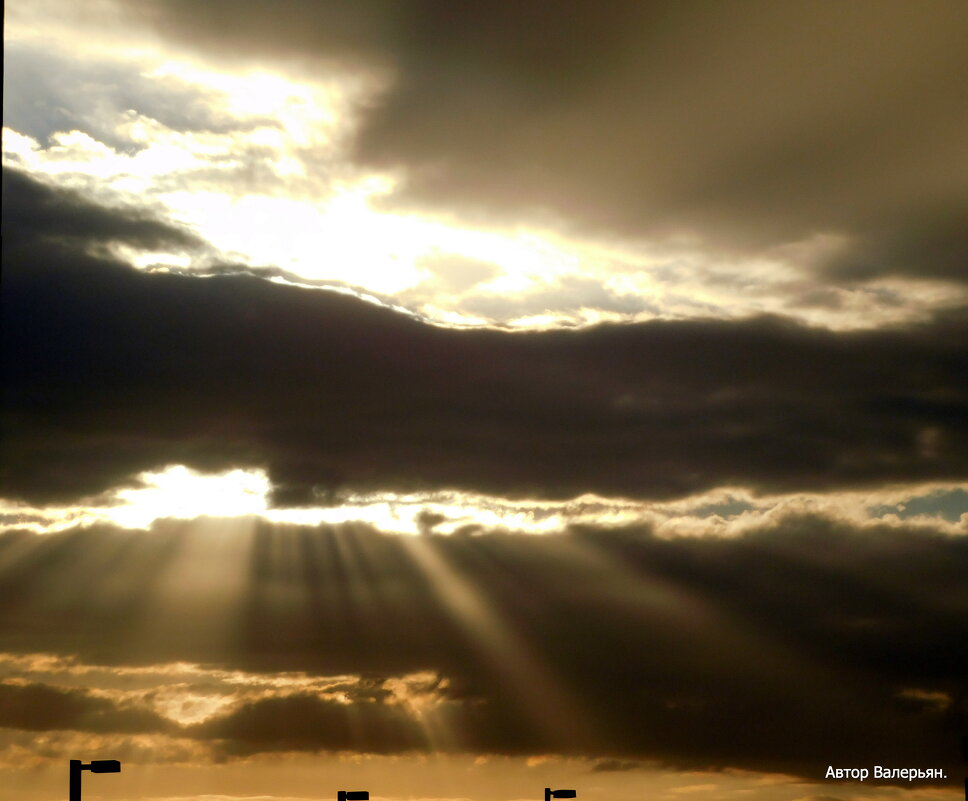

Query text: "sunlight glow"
[6, 34, 965, 332]
[399, 536, 598, 747]
[109, 466, 270, 529]
[0, 652, 448, 729]
[5, 0, 968, 332]
[148, 60, 364, 141]
[1, 467, 966, 537]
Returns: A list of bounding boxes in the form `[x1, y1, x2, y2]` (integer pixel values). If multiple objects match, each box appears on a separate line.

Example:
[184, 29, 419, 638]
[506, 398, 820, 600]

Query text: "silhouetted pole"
[69, 761, 81, 801]
[961, 734, 966, 801]
[69, 759, 121, 801]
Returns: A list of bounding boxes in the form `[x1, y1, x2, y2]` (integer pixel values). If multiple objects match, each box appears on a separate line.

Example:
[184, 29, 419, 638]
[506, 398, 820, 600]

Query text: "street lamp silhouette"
[545, 789, 576, 801]
[69, 759, 121, 801]
[961, 733, 966, 801]
[338, 791, 369, 801]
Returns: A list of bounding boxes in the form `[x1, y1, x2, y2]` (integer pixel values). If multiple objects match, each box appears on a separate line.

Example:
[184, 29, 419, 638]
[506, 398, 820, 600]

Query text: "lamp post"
[961, 734, 966, 801]
[69, 759, 121, 801]
[338, 791, 369, 801]
[545, 788, 577, 801]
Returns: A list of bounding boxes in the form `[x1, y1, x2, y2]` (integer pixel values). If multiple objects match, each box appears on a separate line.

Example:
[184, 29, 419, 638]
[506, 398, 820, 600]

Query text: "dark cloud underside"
[3, 169, 967, 505]
[1, 168, 204, 253]
[0, 516, 964, 783]
[0, 682, 170, 733]
[124, 0, 968, 282]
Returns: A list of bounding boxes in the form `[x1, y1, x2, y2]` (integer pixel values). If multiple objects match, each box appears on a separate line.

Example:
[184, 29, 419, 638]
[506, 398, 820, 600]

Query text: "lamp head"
[548, 791, 576, 799]
[339, 792, 369, 801]
[88, 760, 121, 773]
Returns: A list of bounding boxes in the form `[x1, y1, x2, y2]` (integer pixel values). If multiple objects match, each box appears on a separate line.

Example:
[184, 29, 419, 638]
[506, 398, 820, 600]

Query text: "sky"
[1, 2, 967, 801]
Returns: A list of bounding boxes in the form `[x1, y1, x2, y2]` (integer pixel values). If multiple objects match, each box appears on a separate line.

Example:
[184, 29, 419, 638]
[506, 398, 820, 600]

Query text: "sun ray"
[398, 535, 600, 753]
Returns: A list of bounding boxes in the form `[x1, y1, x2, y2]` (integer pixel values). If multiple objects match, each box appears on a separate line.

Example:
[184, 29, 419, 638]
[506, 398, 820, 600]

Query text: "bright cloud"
[2, 465, 965, 537]
[4, 5, 965, 332]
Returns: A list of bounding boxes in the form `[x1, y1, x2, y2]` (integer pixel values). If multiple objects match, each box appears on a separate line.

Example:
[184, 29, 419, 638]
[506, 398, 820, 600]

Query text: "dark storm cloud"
[0, 681, 170, 734]
[821, 209, 968, 284]
[1, 168, 205, 254]
[0, 516, 964, 784]
[125, 0, 968, 282]
[4, 168, 968, 506]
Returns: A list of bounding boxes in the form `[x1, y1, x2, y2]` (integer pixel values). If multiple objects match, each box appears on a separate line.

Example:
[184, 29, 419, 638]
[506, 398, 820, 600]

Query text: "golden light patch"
[109, 466, 270, 529]
[0, 651, 449, 728]
[2, 469, 966, 536]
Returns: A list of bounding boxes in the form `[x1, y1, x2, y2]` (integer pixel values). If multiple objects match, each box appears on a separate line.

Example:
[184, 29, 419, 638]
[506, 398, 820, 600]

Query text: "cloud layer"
[0, 514, 964, 784]
[124, 0, 968, 283]
[4, 7, 968, 800]
[4, 168, 967, 507]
